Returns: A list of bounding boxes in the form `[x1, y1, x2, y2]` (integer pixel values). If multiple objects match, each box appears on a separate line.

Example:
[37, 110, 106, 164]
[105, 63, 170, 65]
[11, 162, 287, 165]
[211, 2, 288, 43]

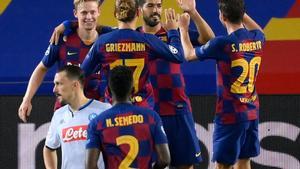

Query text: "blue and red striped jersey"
[81, 29, 184, 109]
[86, 103, 168, 169]
[195, 28, 265, 124]
[41, 32, 105, 100]
[137, 27, 200, 116]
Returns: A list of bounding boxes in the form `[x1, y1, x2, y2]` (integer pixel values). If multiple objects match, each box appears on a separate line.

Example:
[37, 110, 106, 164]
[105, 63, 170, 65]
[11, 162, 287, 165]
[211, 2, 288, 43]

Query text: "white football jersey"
[45, 99, 111, 169]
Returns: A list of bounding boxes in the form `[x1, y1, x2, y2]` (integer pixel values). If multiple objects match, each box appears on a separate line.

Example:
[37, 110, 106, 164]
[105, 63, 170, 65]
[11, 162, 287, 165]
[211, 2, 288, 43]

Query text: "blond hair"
[73, 0, 100, 10]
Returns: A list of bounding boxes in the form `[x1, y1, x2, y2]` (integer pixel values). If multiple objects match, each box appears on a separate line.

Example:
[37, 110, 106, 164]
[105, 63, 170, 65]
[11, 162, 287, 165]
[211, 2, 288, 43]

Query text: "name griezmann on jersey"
[105, 43, 146, 52]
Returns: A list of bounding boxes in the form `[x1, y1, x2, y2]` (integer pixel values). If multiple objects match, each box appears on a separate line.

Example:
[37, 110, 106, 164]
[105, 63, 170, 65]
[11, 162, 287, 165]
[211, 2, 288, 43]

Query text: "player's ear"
[136, 8, 140, 17]
[73, 9, 78, 19]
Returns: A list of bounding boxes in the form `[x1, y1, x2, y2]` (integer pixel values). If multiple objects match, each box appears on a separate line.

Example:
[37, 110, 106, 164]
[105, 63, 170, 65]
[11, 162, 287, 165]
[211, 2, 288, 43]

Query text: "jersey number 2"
[116, 135, 139, 169]
[230, 57, 261, 94]
[110, 58, 145, 93]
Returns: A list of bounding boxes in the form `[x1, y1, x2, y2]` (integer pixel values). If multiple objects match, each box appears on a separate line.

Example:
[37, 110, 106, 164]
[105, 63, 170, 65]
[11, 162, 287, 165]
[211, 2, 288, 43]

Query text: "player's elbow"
[184, 49, 197, 62]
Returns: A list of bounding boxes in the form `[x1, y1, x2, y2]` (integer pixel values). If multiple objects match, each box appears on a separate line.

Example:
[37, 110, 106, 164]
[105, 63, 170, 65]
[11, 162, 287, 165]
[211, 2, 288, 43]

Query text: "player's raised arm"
[146, 8, 184, 63]
[177, 0, 215, 44]
[243, 13, 263, 32]
[179, 13, 197, 61]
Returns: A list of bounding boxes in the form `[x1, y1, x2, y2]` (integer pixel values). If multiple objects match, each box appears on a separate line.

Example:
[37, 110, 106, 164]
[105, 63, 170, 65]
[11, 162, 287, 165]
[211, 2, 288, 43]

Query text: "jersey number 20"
[231, 57, 261, 94]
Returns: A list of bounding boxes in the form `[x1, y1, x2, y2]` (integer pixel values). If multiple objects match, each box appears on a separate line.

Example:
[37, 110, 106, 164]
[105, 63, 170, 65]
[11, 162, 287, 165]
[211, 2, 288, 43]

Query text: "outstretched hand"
[164, 8, 180, 31]
[179, 13, 190, 31]
[177, 0, 196, 13]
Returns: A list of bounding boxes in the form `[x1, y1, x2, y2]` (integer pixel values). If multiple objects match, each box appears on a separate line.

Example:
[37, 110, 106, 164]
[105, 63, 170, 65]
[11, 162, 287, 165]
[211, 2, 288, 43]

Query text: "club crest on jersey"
[62, 125, 88, 142]
[88, 113, 98, 121]
[168, 45, 178, 54]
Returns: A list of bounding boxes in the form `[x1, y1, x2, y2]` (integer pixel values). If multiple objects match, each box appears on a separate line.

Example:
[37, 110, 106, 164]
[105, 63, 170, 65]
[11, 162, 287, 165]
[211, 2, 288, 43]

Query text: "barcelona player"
[179, 0, 264, 168]
[137, 0, 215, 168]
[18, 0, 108, 122]
[86, 66, 170, 169]
[81, 0, 184, 110]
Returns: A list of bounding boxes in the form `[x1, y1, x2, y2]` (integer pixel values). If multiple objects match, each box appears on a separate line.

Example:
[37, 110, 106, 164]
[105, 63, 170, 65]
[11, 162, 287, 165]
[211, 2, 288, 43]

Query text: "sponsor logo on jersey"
[62, 125, 88, 142]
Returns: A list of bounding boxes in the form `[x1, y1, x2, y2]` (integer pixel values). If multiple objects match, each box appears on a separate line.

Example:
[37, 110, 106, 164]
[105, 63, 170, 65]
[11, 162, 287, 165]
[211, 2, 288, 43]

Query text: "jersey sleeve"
[195, 37, 222, 61]
[41, 44, 60, 68]
[188, 29, 201, 46]
[45, 112, 61, 149]
[251, 29, 266, 44]
[81, 41, 102, 77]
[151, 111, 168, 145]
[86, 118, 102, 149]
[146, 30, 184, 63]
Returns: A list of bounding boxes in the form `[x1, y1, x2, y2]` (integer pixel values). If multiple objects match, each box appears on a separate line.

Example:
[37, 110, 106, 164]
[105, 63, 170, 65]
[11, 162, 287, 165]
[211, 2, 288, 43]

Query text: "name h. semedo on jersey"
[106, 115, 144, 127]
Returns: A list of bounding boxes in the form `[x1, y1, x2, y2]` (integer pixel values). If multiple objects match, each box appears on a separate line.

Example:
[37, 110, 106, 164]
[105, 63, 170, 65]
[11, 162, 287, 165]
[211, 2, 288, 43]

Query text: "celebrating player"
[81, 0, 184, 109]
[179, 0, 264, 168]
[137, 0, 215, 168]
[18, 0, 106, 122]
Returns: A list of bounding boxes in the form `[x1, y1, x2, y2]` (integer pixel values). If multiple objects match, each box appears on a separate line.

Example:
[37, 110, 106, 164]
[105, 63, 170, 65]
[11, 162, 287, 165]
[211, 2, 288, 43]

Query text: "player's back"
[210, 28, 264, 124]
[87, 103, 167, 169]
[137, 27, 193, 116]
[82, 29, 183, 109]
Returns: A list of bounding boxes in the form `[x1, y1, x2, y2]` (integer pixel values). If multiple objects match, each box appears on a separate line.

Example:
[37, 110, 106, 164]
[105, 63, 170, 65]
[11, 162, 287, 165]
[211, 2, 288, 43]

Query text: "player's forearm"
[23, 62, 47, 102]
[86, 149, 100, 169]
[188, 9, 215, 44]
[43, 146, 57, 169]
[243, 13, 263, 32]
[180, 28, 197, 61]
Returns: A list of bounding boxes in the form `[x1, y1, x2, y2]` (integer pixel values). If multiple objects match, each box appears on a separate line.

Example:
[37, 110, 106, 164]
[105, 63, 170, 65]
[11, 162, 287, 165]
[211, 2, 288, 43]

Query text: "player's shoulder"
[132, 105, 158, 116]
[249, 29, 265, 41]
[89, 100, 112, 111]
[52, 105, 69, 119]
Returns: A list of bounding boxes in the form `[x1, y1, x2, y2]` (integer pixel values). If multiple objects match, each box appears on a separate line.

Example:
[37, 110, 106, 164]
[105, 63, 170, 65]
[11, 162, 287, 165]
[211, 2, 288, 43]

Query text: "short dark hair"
[114, 0, 139, 22]
[109, 66, 133, 101]
[138, 0, 163, 7]
[218, 0, 245, 24]
[57, 65, 85, 87]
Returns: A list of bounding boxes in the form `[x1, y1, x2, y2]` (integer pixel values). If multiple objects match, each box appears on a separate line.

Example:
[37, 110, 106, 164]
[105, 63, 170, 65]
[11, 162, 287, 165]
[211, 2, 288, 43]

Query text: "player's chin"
[83, 25, 96, 31]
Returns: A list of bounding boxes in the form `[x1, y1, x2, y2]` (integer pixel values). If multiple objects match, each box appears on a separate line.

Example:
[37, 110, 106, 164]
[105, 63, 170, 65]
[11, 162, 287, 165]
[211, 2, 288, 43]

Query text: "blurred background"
[0, 0, 299, 168]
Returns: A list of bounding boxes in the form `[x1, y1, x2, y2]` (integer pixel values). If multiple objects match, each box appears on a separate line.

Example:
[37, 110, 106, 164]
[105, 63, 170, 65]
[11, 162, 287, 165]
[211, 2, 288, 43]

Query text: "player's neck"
[68, 93, 90, 112]
[226, 22, 244, 34]
[118, 18, 137, 30]
[77, 28, 98, 45]
[112, 97, 131, 106]
[142, 23, 161, 34]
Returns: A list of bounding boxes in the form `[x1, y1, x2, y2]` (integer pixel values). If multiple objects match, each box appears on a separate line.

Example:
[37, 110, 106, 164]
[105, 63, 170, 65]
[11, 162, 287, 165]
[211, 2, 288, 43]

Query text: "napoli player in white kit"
[43, 65, 111, 169]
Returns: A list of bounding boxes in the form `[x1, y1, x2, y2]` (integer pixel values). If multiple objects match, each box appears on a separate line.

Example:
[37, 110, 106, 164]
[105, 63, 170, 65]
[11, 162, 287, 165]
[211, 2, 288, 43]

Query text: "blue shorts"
[161, 113, 202, 166]
[212, 119, 260, 165]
